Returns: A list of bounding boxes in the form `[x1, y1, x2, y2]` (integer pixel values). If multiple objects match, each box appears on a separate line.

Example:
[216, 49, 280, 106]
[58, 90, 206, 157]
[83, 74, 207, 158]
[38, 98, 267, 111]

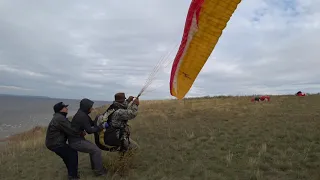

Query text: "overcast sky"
[0, 0, 320, 101]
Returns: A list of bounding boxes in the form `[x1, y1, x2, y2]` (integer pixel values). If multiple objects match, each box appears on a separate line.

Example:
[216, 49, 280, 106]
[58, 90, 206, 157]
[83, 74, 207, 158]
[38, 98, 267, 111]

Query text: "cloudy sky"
[0, 0, 320, 101]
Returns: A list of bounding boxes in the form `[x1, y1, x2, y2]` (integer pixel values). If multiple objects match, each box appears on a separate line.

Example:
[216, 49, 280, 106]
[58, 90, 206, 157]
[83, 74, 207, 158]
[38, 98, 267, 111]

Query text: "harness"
[93, 103, 130, 153]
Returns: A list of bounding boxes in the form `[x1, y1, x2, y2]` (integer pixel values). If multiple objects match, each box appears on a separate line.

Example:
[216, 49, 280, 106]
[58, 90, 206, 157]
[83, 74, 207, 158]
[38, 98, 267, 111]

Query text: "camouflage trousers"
[123, 138, 139, 151]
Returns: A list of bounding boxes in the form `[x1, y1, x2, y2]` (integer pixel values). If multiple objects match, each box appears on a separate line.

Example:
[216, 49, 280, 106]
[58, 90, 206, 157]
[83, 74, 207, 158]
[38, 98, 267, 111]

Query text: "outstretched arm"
[82, 118, 103, 134]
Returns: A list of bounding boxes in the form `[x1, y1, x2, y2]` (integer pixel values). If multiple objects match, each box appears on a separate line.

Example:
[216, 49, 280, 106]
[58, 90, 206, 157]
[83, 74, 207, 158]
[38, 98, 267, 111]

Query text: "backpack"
[93, 104, 123, 151]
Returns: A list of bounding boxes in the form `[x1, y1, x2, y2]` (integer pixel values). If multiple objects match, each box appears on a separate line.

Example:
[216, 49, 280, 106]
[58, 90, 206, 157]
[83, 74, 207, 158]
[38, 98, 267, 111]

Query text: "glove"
[102, 122, 109, 129]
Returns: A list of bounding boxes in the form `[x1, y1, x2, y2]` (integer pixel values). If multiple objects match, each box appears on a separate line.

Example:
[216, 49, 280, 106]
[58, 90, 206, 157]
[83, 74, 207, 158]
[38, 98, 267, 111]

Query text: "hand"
[127, 96, 134, 102]
[133, 97, 139, 106]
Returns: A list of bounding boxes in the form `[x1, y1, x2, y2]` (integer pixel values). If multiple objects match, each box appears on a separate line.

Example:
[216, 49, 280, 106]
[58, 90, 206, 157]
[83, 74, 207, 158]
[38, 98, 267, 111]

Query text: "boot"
[94, 167, 108, 176]
[68, 175, 80, 180]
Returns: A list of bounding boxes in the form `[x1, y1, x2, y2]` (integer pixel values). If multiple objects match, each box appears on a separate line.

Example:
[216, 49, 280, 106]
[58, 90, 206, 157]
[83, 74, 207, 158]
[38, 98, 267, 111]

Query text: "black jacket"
[69, 98, 103, 143]
[45, 112, 81, 150]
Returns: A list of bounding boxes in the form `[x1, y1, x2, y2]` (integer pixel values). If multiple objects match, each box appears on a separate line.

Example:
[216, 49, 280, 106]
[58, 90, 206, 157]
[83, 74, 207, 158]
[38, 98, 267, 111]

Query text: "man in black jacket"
[69, 98, 108, 176]
[45, 102, 81, 180]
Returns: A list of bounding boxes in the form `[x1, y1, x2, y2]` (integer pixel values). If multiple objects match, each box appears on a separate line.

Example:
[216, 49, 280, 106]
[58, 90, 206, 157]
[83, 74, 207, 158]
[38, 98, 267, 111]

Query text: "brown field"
[1, 95, 320, 180]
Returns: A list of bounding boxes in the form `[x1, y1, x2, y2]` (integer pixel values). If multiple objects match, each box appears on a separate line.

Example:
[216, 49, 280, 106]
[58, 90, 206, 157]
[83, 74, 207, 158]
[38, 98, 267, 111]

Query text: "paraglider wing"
[169, 0, 242, 99]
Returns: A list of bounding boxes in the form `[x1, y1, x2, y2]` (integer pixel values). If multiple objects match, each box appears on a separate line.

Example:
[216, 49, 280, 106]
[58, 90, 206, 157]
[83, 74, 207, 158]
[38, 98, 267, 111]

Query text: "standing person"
[68, 98, 108, 176]
[45, 102, 81, 180]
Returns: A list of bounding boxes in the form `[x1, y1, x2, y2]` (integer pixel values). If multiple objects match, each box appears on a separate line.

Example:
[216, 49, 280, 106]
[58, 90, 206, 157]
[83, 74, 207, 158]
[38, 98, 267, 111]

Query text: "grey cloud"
[0, 0, 320, 100]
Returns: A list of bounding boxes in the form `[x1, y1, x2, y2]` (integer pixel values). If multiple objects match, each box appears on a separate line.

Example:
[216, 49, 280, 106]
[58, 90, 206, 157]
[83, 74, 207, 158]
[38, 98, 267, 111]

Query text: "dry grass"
[1, 95, 320, 180]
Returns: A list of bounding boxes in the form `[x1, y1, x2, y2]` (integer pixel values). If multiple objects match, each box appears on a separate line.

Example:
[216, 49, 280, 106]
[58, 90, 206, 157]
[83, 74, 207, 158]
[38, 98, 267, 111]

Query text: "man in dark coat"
[68, 98, 108, 176]
[45, 102, 81, 180]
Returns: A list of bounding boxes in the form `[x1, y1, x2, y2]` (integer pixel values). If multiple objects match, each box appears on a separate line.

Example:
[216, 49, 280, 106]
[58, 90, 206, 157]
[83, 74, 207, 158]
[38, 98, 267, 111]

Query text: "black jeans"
[51, 145, 79, 178]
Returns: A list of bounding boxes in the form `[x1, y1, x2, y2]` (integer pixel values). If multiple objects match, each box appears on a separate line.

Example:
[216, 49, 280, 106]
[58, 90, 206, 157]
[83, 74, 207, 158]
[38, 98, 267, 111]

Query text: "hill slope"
[1, 95, 320, 180]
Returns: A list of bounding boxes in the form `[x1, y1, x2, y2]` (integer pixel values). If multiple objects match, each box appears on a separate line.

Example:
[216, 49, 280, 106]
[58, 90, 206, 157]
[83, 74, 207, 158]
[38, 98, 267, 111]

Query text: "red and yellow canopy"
[170, 0, 242, 99]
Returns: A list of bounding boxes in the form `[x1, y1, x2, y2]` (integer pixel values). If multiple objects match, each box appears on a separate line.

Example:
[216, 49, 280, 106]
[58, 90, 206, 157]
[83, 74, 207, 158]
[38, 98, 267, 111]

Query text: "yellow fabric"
[172, 0, 242, 99]
[98, 129, 106, 146]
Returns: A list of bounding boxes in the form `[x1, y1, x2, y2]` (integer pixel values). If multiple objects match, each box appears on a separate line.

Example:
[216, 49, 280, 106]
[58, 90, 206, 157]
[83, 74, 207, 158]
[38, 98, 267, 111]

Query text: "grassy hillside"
[1, 95, 320, 180]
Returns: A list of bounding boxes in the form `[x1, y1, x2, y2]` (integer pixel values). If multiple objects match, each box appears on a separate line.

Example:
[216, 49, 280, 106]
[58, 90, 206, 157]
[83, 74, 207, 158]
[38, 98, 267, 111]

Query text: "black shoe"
[94, 167, 108, 176]
[68, 176, 80, 180]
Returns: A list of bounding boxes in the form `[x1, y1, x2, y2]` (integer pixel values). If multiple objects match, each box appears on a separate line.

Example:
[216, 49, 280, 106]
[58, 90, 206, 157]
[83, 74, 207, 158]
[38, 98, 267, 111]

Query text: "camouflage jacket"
[102, 100, 138, 140]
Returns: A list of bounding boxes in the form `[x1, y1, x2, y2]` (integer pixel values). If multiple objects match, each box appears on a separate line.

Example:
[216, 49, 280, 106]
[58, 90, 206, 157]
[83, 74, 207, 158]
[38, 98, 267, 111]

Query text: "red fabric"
[251, 96, 270, 102]
[260, 96, 270, 101]
[169, 0, 204, 95]
[80, 131, 86, 137]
